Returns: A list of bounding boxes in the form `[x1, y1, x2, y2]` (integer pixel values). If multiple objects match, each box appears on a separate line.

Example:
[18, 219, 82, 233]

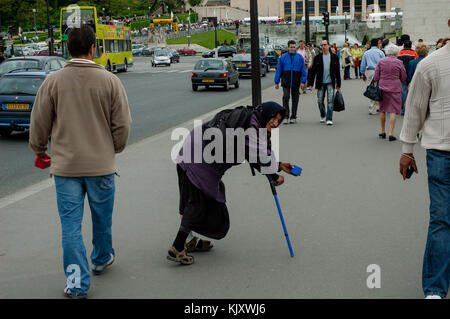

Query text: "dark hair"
[299, 39, 305, 43]
[418, 39, 423, 42]
[401, 34, 410, 41]
[287, 40, 296, 47]
[321, 38, 329, 44]
[382, 39, 390, 48]
[403, 40, 412, 49]
[370, 38, 379, 47]
[67, 25, 96, 58]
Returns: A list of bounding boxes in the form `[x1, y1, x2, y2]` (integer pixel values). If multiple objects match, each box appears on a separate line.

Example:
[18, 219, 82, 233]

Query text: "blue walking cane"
[266, 174, 294, 258]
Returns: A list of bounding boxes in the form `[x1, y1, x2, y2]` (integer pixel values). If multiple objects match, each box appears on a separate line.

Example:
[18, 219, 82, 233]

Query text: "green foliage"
[187, 0, 202, 6]
[362, 34, 369, 46]
[0, 0, 189, 31]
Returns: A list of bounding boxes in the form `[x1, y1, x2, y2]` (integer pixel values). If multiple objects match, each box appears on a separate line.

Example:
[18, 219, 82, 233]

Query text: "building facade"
[402, 0, 450, 45]
[230, 0, 403, 21]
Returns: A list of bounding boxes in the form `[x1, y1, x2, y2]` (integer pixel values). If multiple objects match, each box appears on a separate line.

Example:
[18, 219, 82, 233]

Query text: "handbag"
[363, 79, 383, 101]
[334, 90, 345, 112]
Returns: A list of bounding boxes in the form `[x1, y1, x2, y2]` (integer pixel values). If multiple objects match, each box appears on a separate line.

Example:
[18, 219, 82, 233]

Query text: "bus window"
[113, 40, 119, 53]
[105, 40, 111, 53]
[97, 39, 103, 56]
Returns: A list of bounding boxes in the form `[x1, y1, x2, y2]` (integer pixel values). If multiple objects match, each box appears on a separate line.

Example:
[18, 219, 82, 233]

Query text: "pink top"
[297, 48, 306, 59]
[374, 55, 407, 93]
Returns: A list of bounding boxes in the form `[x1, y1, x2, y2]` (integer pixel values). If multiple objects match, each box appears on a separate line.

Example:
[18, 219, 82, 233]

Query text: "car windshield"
[232, 55, 251, 62]
[194, 60, 224, 70]
[0, 77, 44, 95]
[155, 50, 168, 57]
[0, 60, 40, 75]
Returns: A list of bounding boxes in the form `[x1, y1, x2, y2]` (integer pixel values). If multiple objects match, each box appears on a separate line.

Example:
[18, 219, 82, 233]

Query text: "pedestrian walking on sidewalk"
[296, 40, 309, 94]
[29, 25, 132, 299]
[399, 30, 450, 299]
[361, 38, 385, 115]
[168, 102, 297, 265]
[351, 43, 363, 79]
[374, 44, 406, 141]
[407, 44, 429, 84]
[307, 39, 341, 126]
[275, 40, 308, 124]
[341, 43, 353, 80]
[398, 40, 418, 114]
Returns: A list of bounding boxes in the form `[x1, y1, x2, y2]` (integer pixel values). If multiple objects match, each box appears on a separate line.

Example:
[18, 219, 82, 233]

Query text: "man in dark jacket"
[307, 39, 341, 125]
[274, 40, 308, 124]
[398, 40, 417, 113]
[168, 102, 297, 265]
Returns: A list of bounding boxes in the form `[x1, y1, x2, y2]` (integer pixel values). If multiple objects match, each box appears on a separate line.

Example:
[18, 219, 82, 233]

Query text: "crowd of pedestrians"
[26, 17, 449, 300]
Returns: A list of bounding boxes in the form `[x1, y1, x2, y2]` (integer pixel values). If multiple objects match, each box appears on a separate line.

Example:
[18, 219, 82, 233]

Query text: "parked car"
[202, 50, 215, 58]
[177, 47, 196, 56]
[141, 46, 156, 56]
[4, 47, 25, 58]
[33, 49, 60, 56]
[231, 54, 267, 78]
[218, 46, 236, 58]
[265, 50, 280, 70]
[243, 47, 270, 72]
[168, 49, 180, 63]
[0, 71, 48, 136]
[132, 44, 145, 56]
[151, 49, 171, 67]
[0, 56, 66, 77]
[191, 58, 239, 91]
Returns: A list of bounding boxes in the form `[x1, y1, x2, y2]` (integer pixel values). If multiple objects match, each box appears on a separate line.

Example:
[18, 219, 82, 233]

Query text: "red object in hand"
[34, 155, 51, 169]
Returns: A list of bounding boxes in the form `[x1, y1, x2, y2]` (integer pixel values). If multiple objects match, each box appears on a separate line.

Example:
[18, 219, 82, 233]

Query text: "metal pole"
[305, 0, 310, 43]
[344, 12, 347, 42]
[188, 11, 191, 47]
[250, 0, 261, 107]
[45, 0, 53, 56]
[33, 9, 37, 39]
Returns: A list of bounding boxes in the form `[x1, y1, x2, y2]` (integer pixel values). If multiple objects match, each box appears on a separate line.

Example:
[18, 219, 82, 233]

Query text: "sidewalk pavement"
[0, 78, 431, 299]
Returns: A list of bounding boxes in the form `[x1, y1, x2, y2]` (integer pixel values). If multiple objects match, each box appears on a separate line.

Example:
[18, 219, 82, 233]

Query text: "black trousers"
[177, 165, 230, 240]
[282, 86, 300, 119]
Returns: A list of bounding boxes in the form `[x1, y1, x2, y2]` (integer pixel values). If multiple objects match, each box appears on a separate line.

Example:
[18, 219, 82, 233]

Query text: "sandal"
[167, 246, 194, 265]
[185, 236, 214, 253]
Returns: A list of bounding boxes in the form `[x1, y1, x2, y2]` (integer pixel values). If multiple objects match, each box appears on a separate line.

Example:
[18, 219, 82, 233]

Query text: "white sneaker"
[283, 119, 289, 125]
[92, 253, 115, 275]
[326, 120, 333, 125]
[425, 294, 442, 299]
[320, 117, 326, 123]
[290, 118, 297, 124]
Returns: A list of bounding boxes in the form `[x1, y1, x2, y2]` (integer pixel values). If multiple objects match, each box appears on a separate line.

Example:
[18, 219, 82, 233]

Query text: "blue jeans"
[423, 149, 450, 298]
[317, 83, 335, 122]
[55, 174, 115, 295]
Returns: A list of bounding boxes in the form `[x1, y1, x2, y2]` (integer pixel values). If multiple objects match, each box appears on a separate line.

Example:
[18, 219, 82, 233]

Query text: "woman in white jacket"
[341, 43, 353, 80]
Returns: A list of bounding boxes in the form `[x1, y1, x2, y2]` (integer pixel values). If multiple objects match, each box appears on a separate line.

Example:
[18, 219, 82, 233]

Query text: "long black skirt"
[177, 165, 230, 240]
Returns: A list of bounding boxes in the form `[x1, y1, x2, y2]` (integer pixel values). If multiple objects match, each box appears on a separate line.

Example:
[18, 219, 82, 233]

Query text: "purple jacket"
[374, 55, 407, 93]
[177, 113, 278, 203]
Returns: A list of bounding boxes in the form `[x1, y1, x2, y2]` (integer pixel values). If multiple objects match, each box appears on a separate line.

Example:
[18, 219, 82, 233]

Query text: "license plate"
[238, 64, 246, 67]
[202, 79, 214, 83]
[7, 103, 30, 110]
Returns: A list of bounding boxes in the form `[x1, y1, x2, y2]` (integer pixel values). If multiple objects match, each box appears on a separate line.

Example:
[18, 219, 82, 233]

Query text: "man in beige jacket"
[399, 19, 450, 300]
[29, 25, 131, 299]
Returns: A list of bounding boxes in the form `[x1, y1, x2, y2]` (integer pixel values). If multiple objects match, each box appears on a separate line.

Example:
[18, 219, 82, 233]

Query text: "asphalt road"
[0, 56, 275, 198]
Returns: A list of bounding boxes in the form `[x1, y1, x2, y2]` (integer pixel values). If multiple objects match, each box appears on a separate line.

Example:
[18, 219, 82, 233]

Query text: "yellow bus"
[60, 6, 133, 72]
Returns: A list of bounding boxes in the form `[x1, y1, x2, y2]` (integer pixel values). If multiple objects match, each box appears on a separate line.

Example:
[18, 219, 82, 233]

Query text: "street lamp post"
[305, 0, 310, 44]
[128, 7, 130, 18]
[103, 8, 106, 21]
[250, 0, 261, 106]
[344, 12, 347, 43]
[45, 0, 53, 56]
[33, 9, 37, 40]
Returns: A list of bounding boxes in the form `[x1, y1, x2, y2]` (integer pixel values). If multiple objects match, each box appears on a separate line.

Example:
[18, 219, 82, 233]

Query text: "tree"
[187, 0, 202, 6]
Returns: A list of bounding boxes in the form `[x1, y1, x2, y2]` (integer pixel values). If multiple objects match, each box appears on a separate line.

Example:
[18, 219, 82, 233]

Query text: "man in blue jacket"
[275, 40, 308, 124]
